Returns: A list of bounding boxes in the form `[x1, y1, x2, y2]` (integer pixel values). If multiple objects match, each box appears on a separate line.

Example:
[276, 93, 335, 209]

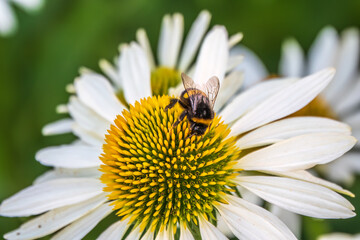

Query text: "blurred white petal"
[231, 45, 268, 89]
[120, 42, 152, 104]
[178, 10, 211, 72]
[308, 26, 338, 74]
[42, 118, 73, 136]
[279, 38, 304, 77]
[137, 29, 156, 70]
[193, 26, 228, 85]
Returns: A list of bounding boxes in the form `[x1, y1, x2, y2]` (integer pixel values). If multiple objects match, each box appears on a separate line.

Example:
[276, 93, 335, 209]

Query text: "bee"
[165, 73, 220, 137]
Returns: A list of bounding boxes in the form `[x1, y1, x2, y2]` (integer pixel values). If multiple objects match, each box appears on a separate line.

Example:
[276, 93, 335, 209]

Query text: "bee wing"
[181, 73, 220, 108]
[203, 76, 220, 108]
[181, 72, 197, 90]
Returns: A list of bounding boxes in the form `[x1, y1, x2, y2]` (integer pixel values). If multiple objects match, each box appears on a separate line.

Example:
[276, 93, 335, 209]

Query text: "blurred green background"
[0, 0, 360, 238]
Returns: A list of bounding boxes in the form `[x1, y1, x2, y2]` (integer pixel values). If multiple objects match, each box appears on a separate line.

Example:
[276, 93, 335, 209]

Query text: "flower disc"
[100, 95, 241, 233]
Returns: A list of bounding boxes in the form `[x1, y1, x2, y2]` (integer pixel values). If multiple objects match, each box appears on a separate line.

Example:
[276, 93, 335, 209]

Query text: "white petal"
[68, 96, 110, 139]
[0, 178, 103, 217]
[42, 118, 74, 136]
[158, 13, 184, 68]
[0, 1, 16, 36]
[318, 233, 360, 240]
[353, 129, 360, 147]
[178, 10, 211, 72]
[33, 167, 101, 185]
[230, 68, 335, 136]
[320, 152, 360, 186]
[236, 186, 263, 206]
[269, 205, 301, 238]
[226, 55, 243, 73]
[279, 38, 304, 77]
[235, 133, 356, 172]
[158, 14, 172, 66]
[140, 228, 154, 240]
[265, 169, 354, 197]
[168, 82, 184, 97]
[308, 26, 338, 74]
[136, 28, 156, 70]
[97, 219, 130, 240]
[217, 195, 296, 240]
[120, 42, 152, 104]
[333, 77, 360, 116]
[180, 224, 195, 240]
[235, 175, 355, 218]
[216, 213, 235, 238]
[214, 70, 243, 112]
[219, 78, 295, 124]
[324, 28, 359, 104]
[75, 73, 124, 122]
[192, 26, 228, 85]
[99, 59, 122, 89]
[56, 104, 68, 113]
[228, 32, 243, 48]
[36, 144, 102, 168]
[198, 215, 228, 240]
[155, 224, 174, 240]
[12, 0, 44, 11]
[72, 123, 104, 147]
[343, 111, 360, 132]
[52, 202, 112, 240]
[4, 194, 106, 239]
[126, 225, 143, 240]
[236, 117, 351, 149]
[231, 45, 268, 89]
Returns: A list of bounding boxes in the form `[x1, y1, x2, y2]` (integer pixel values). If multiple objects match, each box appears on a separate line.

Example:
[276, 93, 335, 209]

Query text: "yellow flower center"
[100, 95, 240, 234]
[151, 67, 181, 96]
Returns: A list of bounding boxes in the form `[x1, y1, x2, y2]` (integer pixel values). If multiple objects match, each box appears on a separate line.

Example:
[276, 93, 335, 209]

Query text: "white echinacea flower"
[0, 13, 357, 240]
[233, 26, 360, 238]
[0, 0, 44, 36]
[236, 26, 360, 186]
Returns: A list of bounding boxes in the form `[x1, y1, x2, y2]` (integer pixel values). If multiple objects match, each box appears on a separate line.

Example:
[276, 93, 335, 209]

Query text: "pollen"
[151, 67, 181, 96]
[100, 95, 241, 233]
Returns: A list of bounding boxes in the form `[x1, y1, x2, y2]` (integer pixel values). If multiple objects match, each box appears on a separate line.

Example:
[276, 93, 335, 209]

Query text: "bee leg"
[165, 98, 179, 112]
[186, 120, 196, 139]
[173, 110, 187, 128]
[186, 131, 197, 140]
[168, 111, 187, 133]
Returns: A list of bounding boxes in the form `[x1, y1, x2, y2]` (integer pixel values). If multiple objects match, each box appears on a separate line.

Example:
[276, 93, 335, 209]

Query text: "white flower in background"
[233, 26, 360, 238]
[95, 10, 243, 107]
[236, 26, 360, 186]
[0, 0, 44, 36]
[318, 233, 360, 240]
[0, 12, 357, 239]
